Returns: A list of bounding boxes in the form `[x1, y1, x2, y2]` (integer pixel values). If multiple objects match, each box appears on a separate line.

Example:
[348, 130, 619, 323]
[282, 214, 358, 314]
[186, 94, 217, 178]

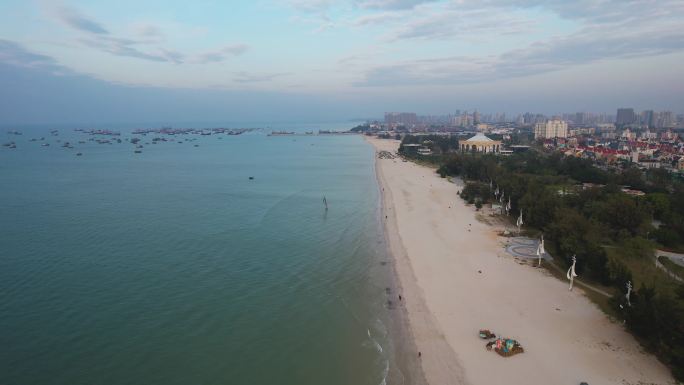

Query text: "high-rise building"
[641, 110, 654, 128]
[460, 111, 472, 127]
[616, 108, 635, 126]
[574, 112, 587, 125]
[656, 111, 674, 129]
[534, 120, 568, 139]
[384, 112, 417, 126]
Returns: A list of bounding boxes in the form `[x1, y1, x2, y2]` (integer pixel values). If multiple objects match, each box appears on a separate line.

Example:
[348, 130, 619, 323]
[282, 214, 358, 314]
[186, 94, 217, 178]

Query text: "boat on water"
[268, 131, 296, 136]
[134, 150, 142, 154]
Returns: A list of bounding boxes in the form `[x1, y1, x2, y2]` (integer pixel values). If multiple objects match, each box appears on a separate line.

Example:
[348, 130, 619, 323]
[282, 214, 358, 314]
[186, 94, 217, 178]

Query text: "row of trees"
[432, 148, 684, 247]
[399, 134, 463, 156]
[430, 148, 684, 380]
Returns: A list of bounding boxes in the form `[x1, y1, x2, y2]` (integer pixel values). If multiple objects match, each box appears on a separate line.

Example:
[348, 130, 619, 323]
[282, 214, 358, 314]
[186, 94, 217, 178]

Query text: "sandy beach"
[367, 137, 674, 385]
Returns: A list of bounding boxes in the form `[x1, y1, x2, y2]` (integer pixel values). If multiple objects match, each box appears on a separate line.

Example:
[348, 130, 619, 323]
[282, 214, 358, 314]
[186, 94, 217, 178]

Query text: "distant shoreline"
[367, 136, 461, 385]
[368, 138, 430, 385]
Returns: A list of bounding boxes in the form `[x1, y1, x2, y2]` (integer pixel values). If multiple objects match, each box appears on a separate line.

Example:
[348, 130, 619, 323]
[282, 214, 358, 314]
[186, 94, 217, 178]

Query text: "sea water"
[0, 123, 401, 385]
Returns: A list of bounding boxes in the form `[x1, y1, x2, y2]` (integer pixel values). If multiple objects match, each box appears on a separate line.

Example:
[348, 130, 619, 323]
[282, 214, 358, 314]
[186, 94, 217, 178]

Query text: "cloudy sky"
[1, 0, 683, 124]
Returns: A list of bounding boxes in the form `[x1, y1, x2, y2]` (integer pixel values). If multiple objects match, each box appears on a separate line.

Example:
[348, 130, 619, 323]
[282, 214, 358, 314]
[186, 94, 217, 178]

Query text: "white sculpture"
[537, 234, 545, 267]
[567, 255, 578, 291]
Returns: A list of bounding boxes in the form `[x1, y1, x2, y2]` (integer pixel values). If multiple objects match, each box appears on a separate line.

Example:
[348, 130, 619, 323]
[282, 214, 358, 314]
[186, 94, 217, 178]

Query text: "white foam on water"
[378, 358, 390, 385]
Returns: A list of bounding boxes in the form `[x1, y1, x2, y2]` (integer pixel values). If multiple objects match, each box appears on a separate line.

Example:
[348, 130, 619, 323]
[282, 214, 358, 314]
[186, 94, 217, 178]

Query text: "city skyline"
[1, 1, 684, 123]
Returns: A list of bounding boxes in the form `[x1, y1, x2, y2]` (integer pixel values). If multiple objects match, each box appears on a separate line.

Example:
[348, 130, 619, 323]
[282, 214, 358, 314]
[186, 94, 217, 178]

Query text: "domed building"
[459, 133, 502, 153]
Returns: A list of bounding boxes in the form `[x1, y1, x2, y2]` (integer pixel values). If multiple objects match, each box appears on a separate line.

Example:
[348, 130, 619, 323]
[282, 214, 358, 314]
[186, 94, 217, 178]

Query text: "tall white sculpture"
[626, 280, 632, 307]
[567, 255, 578, 291]
[516, 209, 523, 234]
[506, 198, 511, 215]
[536, 234, 545, 267]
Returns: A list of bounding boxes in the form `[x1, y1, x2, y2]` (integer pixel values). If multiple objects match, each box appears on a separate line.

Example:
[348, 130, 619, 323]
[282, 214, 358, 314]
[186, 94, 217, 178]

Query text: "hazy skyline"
[1, 0, 683, 124]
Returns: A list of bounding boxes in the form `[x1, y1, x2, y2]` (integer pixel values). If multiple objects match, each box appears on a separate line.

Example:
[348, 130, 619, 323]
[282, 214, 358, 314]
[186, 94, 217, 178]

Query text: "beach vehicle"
[486, 338, 524, 357]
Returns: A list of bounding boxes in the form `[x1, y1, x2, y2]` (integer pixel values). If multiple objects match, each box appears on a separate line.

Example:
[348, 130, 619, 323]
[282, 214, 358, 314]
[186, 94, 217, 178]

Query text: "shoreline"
[366, 136, 674, 385]
[372, 141, 462, 385]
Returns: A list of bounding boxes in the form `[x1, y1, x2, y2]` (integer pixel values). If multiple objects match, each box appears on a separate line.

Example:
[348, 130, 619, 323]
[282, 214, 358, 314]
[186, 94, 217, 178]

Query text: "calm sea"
[0, 123, 403, 385]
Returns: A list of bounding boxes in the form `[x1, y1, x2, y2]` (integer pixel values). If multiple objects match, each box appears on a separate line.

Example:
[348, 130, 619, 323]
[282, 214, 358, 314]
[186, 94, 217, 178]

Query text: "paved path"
[654, 253, 683, 283]
[656, 249, 684, 267]
[505, 237, 550, 261]
[505, 237, 613, 298]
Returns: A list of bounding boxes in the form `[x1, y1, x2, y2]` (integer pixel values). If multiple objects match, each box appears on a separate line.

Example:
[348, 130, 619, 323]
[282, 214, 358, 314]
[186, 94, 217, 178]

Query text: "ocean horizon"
[0, 123, 404, 385]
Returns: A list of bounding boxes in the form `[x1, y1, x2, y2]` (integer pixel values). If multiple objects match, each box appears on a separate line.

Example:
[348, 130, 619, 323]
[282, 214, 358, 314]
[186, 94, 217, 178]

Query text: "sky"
[1, 0, 683, 124]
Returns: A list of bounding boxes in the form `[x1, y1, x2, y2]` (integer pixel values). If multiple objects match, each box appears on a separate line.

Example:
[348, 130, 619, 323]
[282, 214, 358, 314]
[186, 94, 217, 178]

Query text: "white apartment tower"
[534, 119, 568, 139]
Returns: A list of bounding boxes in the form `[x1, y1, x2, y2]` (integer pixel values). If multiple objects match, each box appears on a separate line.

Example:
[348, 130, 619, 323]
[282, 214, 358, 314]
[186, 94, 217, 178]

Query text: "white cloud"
[195, 45, 250, 64]
[233, 71, 290, 83]
[344, 0, 684, 86]
[48, 4, 249, 65]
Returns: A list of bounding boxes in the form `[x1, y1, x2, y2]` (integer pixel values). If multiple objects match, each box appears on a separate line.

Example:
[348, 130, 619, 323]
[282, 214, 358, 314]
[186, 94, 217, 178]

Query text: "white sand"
[367, 137, 674, 385]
